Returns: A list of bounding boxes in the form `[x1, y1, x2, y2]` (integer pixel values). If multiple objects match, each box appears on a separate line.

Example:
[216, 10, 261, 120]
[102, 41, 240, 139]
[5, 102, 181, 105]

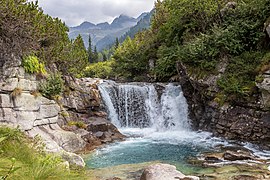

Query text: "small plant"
[38, 73, 64, 99]
[30, 90, 41, 98]
[60, 111, 69, 118]
[255, 75, 264, 83]
[214, 93, 227, 106]
[10, 88, 22, 98]
[67, 121, 87, 129]
[22, 55, 47, 75]
[0, 158, 21, 180]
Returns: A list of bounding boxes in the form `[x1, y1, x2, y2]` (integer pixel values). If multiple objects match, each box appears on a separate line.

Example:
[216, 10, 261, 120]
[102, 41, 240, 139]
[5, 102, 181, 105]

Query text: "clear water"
[85, 128, 226, 174]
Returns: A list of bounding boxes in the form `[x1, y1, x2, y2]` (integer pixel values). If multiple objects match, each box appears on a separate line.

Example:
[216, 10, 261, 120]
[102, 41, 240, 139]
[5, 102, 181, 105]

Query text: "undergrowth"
[0, 127, 87, 180]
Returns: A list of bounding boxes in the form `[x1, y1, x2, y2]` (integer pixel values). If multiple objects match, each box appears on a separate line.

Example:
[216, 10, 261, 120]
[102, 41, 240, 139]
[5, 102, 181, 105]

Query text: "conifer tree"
[93, 46, 99, 62]
[87, 34, 94, 63]
[115, 37, 119, 49]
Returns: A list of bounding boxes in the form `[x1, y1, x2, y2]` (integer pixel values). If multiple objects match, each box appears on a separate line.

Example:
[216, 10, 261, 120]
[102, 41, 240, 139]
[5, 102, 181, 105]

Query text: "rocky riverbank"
[177, 60, 270, 148]
[0, 56, 125, 167]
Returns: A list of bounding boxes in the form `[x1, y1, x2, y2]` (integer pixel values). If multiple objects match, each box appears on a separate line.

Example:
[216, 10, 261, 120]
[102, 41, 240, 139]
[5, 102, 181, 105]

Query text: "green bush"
[154, 45, 179, 80]
[22, 55, 47, 74]
[217, 51, 265, 98]
[39, 73, 64, 98]
[84, 60, 115, 79]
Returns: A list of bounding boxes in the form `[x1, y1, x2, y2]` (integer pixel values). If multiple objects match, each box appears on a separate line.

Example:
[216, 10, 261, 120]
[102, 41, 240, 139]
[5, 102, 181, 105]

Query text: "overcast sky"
[35, 0, 156, 27]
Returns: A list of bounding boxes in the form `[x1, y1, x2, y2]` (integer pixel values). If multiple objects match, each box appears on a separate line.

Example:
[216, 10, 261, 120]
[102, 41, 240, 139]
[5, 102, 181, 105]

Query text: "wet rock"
[140, 163, 199, 180]
[232, 175, 259, 180]
[204, 154, 223, 163]
[82, 133, 102, 149]
[223, 150, 256, 161]
[87, 118, 125, 142]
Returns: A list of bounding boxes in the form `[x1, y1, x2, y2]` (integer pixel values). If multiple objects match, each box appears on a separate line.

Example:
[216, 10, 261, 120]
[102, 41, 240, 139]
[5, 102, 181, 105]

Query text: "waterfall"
[98, 82, 190, 131]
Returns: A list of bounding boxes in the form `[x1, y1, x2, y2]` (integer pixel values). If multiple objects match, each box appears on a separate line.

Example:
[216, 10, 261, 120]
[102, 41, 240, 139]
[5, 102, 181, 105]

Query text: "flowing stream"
[85, 81, 269, 179]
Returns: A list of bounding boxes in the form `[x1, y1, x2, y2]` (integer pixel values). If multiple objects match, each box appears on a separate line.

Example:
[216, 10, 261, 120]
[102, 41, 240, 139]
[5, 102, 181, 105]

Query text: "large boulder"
[140, 163, 199, 180]
[27, 124, 86, 153]
[87, 118, 125, 143]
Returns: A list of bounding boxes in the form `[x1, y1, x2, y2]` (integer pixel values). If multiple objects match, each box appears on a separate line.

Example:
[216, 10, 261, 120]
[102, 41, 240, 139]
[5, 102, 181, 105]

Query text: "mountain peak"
[71, 21, 95, 30]
[137, 12, 149, 21]
[111, 14, 136, 28]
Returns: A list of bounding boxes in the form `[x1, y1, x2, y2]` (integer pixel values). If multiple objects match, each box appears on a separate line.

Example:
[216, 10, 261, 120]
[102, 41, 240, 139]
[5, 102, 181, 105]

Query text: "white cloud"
[35, 0, 156, 26]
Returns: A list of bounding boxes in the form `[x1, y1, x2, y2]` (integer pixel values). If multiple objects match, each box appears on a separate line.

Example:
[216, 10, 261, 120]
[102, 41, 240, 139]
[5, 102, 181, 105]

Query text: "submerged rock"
[140, 163, 199, 180]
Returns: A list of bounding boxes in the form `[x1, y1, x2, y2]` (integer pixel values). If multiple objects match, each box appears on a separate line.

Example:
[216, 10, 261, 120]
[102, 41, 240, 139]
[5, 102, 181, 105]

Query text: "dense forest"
[85, 0, 270, 103]
[0, 0, 88, 77]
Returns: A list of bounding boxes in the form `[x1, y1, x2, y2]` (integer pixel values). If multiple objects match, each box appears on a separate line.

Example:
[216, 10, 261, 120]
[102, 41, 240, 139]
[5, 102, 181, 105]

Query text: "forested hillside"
[85, 0, 270, 102]
[0, 0, 88, 77]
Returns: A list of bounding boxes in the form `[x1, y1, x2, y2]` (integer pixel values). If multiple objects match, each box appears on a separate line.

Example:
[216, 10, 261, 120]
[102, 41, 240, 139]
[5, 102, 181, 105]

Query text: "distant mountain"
[68, 12, 152, 51]
[96, 22, 110, 29]
[69, 21, 95, 31]
[96, 11, 153, 51]
[120, 10, 154, 42]
[136, 12, 149, 21]
[110, 14, 137, 29]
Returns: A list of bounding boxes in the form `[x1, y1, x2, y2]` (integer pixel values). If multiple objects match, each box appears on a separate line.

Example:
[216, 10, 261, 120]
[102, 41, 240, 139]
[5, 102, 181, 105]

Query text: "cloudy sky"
[35, 0, 156, 27]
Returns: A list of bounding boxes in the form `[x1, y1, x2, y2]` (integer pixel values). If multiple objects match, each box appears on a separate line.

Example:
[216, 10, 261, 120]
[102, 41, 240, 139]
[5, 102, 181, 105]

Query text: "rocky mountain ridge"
[68, 12, 151, 51]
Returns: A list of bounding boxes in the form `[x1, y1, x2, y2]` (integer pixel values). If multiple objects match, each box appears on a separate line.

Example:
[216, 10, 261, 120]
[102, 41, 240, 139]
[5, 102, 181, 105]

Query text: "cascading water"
[88, 81, 216, 174]
[98, 82, 190, 131]
[88, 81, 269, 179]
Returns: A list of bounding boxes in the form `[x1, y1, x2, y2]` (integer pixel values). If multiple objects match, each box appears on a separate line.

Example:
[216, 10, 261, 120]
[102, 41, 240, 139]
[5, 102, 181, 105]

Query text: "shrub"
[67, 121, 87, 129]
[39, 73, 64, 98]
[84, 60, 115, 79]
[217, 51, 265, 98]
[22, 55, 47, 75]
[154, 45, 179, 81]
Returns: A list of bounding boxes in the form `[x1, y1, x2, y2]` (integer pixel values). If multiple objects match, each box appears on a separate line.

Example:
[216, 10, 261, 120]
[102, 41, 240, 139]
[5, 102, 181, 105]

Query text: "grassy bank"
[0, 126, 87, 180]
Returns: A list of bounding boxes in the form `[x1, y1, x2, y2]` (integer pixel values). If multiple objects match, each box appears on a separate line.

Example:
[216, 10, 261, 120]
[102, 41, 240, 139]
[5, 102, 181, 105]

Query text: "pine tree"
[115, 37, 119, 49]
[93, 46, 98, 62]
[102, 53, 107, 61]
[87, 34, 94, 63]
